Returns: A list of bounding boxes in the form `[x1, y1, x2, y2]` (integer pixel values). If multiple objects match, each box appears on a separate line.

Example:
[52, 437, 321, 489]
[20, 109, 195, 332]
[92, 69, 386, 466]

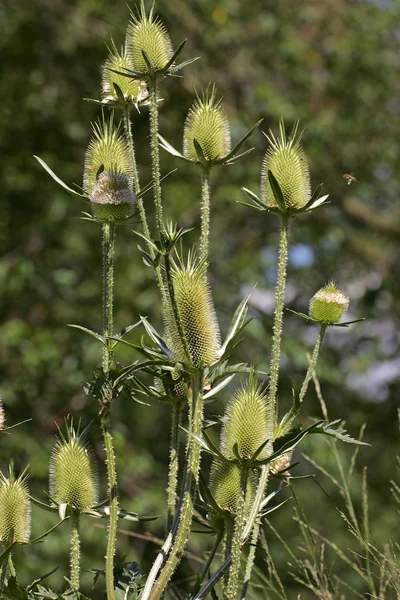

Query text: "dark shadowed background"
[1, 0, 399, 597]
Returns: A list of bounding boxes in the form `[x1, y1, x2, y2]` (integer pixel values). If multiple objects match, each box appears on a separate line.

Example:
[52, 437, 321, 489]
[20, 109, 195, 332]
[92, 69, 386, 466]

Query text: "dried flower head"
[164, 254, 221, 368]
[209, 460, 256, 516]
[183, 87, 231, 162]
[0, 466, 31, 544]
[221, 376, 274, 461]
[127, 2, 173, 76]
[261, 119, 311, 211]
[49, 424, 98, 513]
[309, 281, 350, 325]
[83, 118, 132, 194]
[89, 171, 136, 222]
[0, 395, 4, 430]
[101, 42, 148, 106]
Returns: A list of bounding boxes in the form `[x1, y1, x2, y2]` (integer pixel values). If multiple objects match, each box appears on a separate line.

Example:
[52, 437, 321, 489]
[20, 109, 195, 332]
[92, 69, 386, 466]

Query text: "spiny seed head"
[83, 117, 132, 194]
[261, 119, 311, 210]
[0, 395, 4, 430]
[101, 43, 148, 105]
[309, 281, 350, 325]
[49, 425, 98, 513]
[221, 376, 274, 461]
[154, 370, 188, 402]
[0, 466, 31, 544]
[164, 254, 221, 368]
[183, 87, 231, 162]
[89, 171, 136, 223]
[209, 460, 256, 516]
[127, 2, 173, 75]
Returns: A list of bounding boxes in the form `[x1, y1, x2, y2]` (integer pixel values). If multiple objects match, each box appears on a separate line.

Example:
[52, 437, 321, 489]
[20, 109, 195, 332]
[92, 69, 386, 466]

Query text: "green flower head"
[309, 281, 350, 325]
[101, 42, 148, 106]
[261, 119, 311, 211]
[0, 466, 31, 544]
[127, 1, 173, 76]
[183, 86, 231, 163]
[164, 253, 221, 368]
[209, 460, 256, 516]
[49, 423, 98, 514]
[221, 375, 274, 462]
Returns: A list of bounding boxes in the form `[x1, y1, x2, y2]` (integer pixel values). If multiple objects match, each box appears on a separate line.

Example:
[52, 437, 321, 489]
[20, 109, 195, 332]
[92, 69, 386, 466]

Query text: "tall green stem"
[149, 78, 164, 241]
[241, 517, 260, 600]
[101, 222, 118, 600]
[166, 401, 182, 529]
[70, 513, 81, 591]
[268, 216, 290, 417]
[225, 470, 247, 599]
[200, 166, 211, 263]
[299, 325, 326, 405]
[144, 371, 204, 600]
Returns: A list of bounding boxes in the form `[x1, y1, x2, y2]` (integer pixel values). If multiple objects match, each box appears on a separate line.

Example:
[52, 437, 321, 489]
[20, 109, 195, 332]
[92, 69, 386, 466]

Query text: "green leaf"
[140, 316, 172, 358]
[169, 56, 201, 74]
[286, 308, 319, 323]
[218, 119, 263, 164]
[163, 38, 187, 71]
[305, 194, 330, 212]
[332, 318, 365, 327]
[34, 156, 88, 198]
[250, 437, 271, 462]
[267, 170, 286, 213]
[198, 472, 223, 514]
[67, 324, 106, 345]
[219, 295, 250, 357]
[113, 82, 125, 105]
[311, 420, 370, 446]
[141, 49, 155, 74]
[260, 421, 324, 465]
[203, 374, 235, 400]
[193, 138, 207, 164]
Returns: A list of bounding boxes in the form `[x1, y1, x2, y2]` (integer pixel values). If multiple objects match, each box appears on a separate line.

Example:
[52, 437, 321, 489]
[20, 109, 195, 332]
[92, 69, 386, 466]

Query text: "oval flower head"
[0, 466, 31, 544]
[126, 1, 173, 76]
[83, 118, 136, 223]
[164, 253, 221, 368]
[101, 42, 148, 108]
[183, 87, 231, 163]
[221, 375, 274, 462]
[309, 281, 350, 325]
[209, 460, 256, 517]
[49, 424, 98, 515]
[261, 119, 311, 212]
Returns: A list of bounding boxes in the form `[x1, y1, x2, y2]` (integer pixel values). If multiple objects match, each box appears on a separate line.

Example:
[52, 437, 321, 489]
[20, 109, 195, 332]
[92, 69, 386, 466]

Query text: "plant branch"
[200, 166, 211, 263]
[70, 513, 80, 591]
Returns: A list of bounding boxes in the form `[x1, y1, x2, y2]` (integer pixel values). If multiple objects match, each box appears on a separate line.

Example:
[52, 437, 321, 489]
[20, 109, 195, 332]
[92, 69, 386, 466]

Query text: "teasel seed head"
[154, 370, 188, 403]
[101, 42, 148, 106]
[164, 253, 221, 368]
[183, 86, 231, 163]
[0, 466, 31, 544]
[221, 375, 274, 462]
[261, 119, 311, 211]
[83, 117, 132, 194]
[49, 424, 98, 514]
[209, 460, 256, 516]
[127, 2, 173, 76]
[309, 281, 350, 325]
[0, 395, 5, 430]
[89, 171, 136, 223]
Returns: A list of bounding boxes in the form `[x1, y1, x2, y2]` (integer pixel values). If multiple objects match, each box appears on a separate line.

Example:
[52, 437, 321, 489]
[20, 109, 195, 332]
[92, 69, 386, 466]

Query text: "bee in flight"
[343, 173, 357, 185]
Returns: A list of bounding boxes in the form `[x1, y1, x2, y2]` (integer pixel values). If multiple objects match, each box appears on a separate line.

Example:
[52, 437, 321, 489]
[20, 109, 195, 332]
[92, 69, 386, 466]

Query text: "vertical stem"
[149, 78, 164, 241]
[298, 325, 326, 405]
[101, 221, 118, 600]
[70, 513, 81, 591]
[241, 518, 260, 600]
[225, 469, 247, 599]
[223, 517, 234, 587]
[200, 532, 223, 583]
[268, 216, 290, 418]
[200, 167, 211, 263]
[102, 222, 115, 373]
[166, 401, 182, 529]
[145, 371, 204, 600]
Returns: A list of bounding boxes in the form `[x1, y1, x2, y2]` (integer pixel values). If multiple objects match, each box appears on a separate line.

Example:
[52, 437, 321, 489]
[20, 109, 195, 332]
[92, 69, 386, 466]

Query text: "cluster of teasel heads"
[6, 1, 364, 599]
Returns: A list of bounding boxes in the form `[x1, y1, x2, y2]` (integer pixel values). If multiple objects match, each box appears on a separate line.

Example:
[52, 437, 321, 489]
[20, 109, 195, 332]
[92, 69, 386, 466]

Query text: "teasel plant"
[31, 2, 369, 599]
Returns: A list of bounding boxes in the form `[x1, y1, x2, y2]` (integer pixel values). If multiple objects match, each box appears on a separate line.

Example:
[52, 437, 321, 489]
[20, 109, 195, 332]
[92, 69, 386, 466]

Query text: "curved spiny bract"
[221, 378, 274, 462]
[164, 255, 221, 368]
[183, 87, 231, 162]
[261, 119, 311, 211]
[126, 2, 173, 76]
[83, 118, 133, 194]
[309, 280, 350, 325]
[102, 43, 148, 105]
[49, 427, 98, 514]
[0, 467, 31, 544]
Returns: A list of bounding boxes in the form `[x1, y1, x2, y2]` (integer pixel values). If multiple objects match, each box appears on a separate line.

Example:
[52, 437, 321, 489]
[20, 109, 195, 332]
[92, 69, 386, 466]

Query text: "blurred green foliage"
[1, 0, 399, 597]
